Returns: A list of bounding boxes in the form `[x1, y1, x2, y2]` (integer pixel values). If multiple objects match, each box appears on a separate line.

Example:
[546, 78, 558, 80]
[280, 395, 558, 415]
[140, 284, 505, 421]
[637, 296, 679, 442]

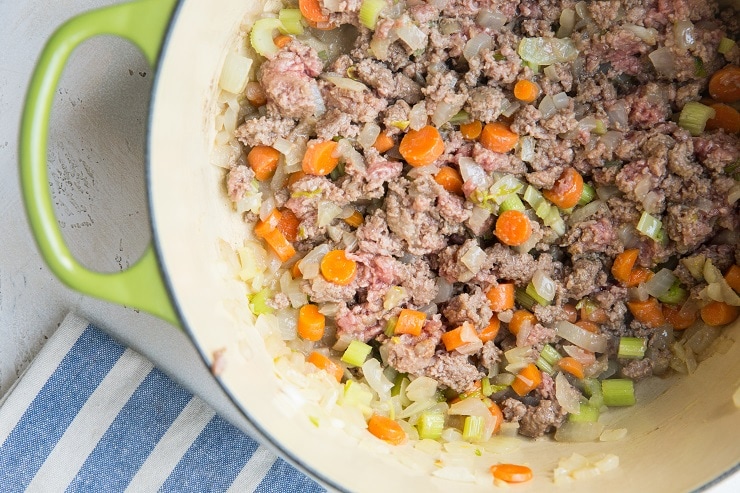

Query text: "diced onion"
[557, 8, 576, 38]
[464, 33, 493, 61]
[504, 346, 537, 373]
[544, 64, 561, 82]
[397, 21, 427, 51]
[555, 321, 608, 353]
[358, 122, 381, 149]
[623, 24, 658, 45]
[477, 9, 507, 30]
[555, 372, 584, 414]
[433, 100, 465, 127]
[518, 136, 535, 163]
[674, 20, 696, 52]
[568, 200, 607, 226]
[460, 243, 487, 275]
[219, 53, 252, 95]
[467, 206, 491, 233]
[298, 244, 331, 279]
[362, 358, 394, 400]
[322, 74, 369, 92]
[406, 376, 438, 402]
[554, 421, 604, 442]
[409, 102, 428, 130]
[434, 277, 454, 303]
[538, 95, 557, 119]
[518, 37, 578, 66]
[337, 138, 366, 173]
[552, 92, 570, 109]
[448, 398, 496, 442]
[459, 157, 491, 190]
[649, 48, 677, 78]
[644, 268, 676, 297]
[596, 185, 620, 201]
[383, 286, 407, 310]
[532, 269, 556, 302]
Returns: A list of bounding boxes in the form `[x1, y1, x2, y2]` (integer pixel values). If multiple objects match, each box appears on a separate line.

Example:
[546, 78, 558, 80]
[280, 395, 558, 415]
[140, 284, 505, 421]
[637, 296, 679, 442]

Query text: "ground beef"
[518, 400, 567, 438]
[235, 115, 296, 148]
[442, 287, 493, 330]
[225, 165, 255, 202]
[425, 351, 484, 393]
[565, 256, 608, 300]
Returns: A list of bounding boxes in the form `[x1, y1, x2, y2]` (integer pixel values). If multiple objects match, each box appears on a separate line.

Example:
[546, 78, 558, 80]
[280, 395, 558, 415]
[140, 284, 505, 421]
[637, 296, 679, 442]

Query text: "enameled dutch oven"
[18, 0, 740, 491]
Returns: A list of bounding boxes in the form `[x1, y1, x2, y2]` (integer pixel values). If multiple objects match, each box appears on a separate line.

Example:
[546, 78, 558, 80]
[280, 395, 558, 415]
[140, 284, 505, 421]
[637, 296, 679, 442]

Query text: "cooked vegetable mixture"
[222, 0, 740, 459]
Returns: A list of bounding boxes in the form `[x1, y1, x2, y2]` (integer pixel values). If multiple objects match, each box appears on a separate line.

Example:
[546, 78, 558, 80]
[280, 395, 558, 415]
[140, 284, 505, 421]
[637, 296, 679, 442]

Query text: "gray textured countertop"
[1, 1, 737, 491]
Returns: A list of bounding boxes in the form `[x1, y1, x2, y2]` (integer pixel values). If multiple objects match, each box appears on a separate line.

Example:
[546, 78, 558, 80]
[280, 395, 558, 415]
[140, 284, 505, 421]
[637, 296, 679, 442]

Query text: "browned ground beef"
[228, 0, 739, 439]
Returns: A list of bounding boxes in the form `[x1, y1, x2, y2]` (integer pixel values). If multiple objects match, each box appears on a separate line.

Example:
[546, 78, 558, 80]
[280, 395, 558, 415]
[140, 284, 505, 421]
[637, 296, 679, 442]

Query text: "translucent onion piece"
[448, 398, 495, 442]
[544, 64, 561, 82]
[317, 201, 343, 227]
[555, 321, 608, 353]
[358, 122, 381, 149]
[504, 346, 537, 373]
[460, 243, 487, 274]
[532, 269, 556, 302]
[568, 200, 606, 226]
[406, 376, 439, 402]
[322, 74, 369, 92]
[477, 9, 507, 30]
[555, 372, 584, 414]
[623, 24, 658, 45]
[554, 421, 604, 442]
[596, 185, 620, 201]
[362, 358, 394, 400]
[397, 22, 427, 51]
[409, 102, 428, 130]
[518, 136, 536, 163]
[518, 37, 578, 66]
[432, 100, 465, 127]
[557, 8, 576, 38]
[464, 33, 493, 62]
[219, 52, 253, 94]
[298, 244, 331, 279]
[459, 157, 491, 189]
[674, 20, 696, 52]
[644, 268, 676, 298]
[538, 95, 557, 119]
[383, 286, 407, 310]
[434, 276, 455, 303]
[467, 205, 491, 233]
[552, 92, 570, 109]
[649, 47, 677, 78]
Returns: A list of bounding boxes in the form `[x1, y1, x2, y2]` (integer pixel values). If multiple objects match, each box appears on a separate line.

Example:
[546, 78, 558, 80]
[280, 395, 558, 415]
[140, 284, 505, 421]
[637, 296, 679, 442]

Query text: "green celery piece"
[602, 379, 636, 407]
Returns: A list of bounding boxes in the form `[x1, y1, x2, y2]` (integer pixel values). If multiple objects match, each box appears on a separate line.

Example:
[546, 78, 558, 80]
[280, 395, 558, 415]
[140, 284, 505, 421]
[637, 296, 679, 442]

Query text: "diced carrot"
[434, 166, 464, 195]
[508, 310, 537, 336]
[575, 320, 600, 334]
[245, 81, 267, 107]
[579, 299, 609, 324]
[262, 228, 296, 262]
[706, 103, 740, 133]
[254, 209, 282, 238]
[611, 249, 639, 284]
[344, 210, 364, 228]
[627, 267, 653, 288]
[487, 400, 504, 434]
[663, 303, 698, 330]
[247, 145, 281, 181]
[287, 170, 306, 187]
[562, 303, 578, 323]
[441, 323, 481, 351]
[557, 357, 585, 379]
[299, 0, 330, 24]
[460, 120, 483, 140]
[320, 250, 357, 285]
[399, 125, 445, 167]
[273, 34, 292, 49]
[700, 301, 740, 326]
[479, 122, 519, 153]
[302, 140, 340, 176]
[395, 308, 427, 336]
[627, 297, 666, 328]
[307, 351, 343, 382]
[298, 304, 326, 341]
[479, 318, 500, 343]
[725, 264, 740, 292]
[511, 363, 542, 396]
[277, 208, 300, 243]
[291, 261, 302, 279]
[367, 414, 407, 445]
[542, 167, 584, 209]
[495, 210, 532, 246]
[490, 463, 533, 484]
[373, 131, 395, 153]
[486, 283, 516, 312]
[513, 79, 541, 103]
[708, 65, 740, 104]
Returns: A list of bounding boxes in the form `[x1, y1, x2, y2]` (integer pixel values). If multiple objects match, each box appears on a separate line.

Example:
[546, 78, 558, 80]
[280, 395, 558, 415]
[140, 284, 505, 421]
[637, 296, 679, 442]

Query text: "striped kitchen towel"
[0, 313, 326, 493]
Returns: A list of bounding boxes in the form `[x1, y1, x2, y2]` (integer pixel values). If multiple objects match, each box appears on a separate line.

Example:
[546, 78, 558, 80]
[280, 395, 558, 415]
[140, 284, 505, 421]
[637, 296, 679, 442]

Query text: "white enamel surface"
[147, 1, 740, 491]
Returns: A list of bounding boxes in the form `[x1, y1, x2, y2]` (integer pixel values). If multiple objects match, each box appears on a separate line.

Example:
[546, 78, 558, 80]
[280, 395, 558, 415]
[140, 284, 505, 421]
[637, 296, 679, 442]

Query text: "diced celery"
[540, 344, 563, 365]
[536, 356, 555, 375]
[449, 110, 471, 125]
[481, 377, 494, 397]
[515, 287, 537, 311]
[250, 18, 283, 58]
[384, 316, 398, 337]
[343, 380, 373, 409]
[278, 9, 304, 35]
[523, 185, 545, 209]
[718, 37, 736, 54]
[462, 415, 486, 442]
[342, 340, 373, 367]
[583, 378, 605, 409]
[617, 337, 647, 359]
[602, 379, 636, 407]
[359, 0, 387, 30]
[578, 183, 596, 206]
[490, 175, 525, 204]
[391, 373, 409, 397]
[568, 403, 600, 423]
[592, 119, 607, 135]
[636, 211, 663, 241]
[535, 200, 552, 219]
[499, 194, 526, 213]
[658, 282, 688, 305]
[678, 101, 716, 136]
[417, 411, 445, 439]
[249, 288, 274, 315]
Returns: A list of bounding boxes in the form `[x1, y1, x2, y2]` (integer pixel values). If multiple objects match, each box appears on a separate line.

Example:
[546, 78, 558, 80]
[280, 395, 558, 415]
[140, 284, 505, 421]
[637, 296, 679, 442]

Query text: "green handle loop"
[19, 0, 179, 326]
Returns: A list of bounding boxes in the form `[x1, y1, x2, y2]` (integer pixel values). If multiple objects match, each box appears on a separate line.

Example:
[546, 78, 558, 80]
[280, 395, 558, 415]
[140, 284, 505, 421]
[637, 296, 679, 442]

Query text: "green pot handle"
[19, 0, 180, 326]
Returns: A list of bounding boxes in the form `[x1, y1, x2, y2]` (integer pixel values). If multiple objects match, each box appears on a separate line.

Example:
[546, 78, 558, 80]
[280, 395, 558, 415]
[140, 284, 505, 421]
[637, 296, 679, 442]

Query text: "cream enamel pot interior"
[19, 0, 740, 491]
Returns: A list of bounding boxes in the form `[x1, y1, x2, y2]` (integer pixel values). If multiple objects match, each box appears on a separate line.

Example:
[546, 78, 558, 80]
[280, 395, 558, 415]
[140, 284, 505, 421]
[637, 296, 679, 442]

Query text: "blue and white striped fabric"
[0, 313, 326, 493]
